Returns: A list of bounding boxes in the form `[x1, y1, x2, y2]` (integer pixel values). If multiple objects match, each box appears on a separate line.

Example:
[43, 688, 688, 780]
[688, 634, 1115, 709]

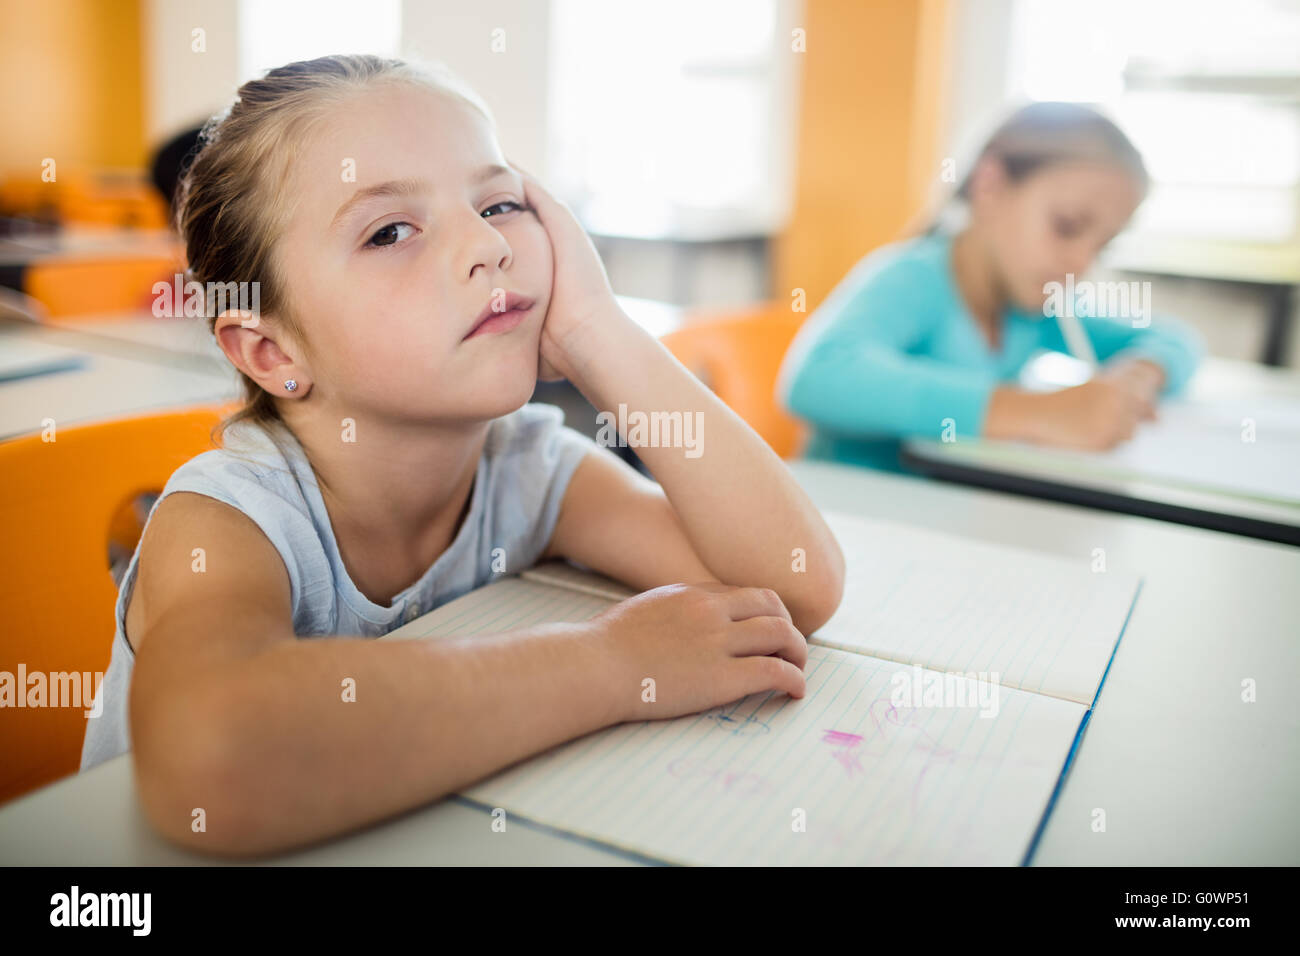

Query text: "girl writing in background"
[777, 101, 1204, 472]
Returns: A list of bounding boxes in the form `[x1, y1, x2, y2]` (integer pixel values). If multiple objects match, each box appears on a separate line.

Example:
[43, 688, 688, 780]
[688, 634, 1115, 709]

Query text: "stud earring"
[284, 379, 298, 392]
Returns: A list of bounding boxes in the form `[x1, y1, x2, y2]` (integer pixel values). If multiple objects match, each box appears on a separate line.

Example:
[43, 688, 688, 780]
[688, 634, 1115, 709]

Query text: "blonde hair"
[176, 54, 493, 445]
[915, 101, 1148, 237]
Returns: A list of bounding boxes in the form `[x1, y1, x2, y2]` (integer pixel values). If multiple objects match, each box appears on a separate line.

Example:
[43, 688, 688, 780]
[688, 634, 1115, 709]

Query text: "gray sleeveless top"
[80, 402, 596, 770]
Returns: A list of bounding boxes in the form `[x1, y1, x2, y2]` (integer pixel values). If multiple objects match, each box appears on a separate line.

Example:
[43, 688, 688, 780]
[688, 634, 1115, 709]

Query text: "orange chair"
[56, 178, 170, 230]
[660, 302, 809, 459]
[0, 402, 238, 805]
[0, 171, 169, 229]
[24, 254, 184, 319]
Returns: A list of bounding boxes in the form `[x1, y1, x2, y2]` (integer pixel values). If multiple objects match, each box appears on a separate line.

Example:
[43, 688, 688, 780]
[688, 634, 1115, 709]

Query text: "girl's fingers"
[505, 159, 557, 219]
[511, 169, 583, 243]
[729, 655, 807, 702]
[508, 162, 557, 212]
[723, 586, 793, 624]
[505, 156, 536, 179]
[728, 615, 808, 669]
[1128, 390, 1156, 422]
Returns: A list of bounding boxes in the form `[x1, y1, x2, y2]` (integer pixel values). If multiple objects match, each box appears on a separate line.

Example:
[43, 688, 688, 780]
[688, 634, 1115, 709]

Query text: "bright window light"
[1008, 0, 1300, 242]
[549, 0, 786, 240]
[238, 0, 402, 83]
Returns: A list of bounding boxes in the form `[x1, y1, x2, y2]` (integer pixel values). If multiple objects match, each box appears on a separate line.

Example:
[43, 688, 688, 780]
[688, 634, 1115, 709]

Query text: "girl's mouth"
[463, 294, 535, 340]
[463, 304, 532, 340]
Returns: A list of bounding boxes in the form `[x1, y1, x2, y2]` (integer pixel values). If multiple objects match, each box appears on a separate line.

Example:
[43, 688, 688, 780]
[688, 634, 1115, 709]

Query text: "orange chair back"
[0, 403, 236, 805]
[25, 254, 183, 319]
[0, 171, 169, 229]
[56, 179, 170, 230]
[660, 303, 808, 459]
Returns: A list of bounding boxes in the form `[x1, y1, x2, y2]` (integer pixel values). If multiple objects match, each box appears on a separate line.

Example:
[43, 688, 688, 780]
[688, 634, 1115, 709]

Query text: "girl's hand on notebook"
[514, 169, 621, 382]
[987, 380, 1150, 450]
[1098, 359, 1163, 419]
[588, 582, 809, 722]
[1033, 378, 1152, 449]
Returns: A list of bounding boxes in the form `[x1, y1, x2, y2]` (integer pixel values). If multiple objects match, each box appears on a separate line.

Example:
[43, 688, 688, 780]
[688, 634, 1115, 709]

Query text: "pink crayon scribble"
[822, 729, 863, 746]
[867, 696, 955, 760]
[822, 728, 865, 776]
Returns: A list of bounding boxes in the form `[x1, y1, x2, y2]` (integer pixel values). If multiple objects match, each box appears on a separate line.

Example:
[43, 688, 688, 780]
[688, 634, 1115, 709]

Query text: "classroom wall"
[0, 0, 148, 177]
[143, 0, 241, 147]
[773, 0, 952, 310]
[401, 0, 552, 181]
[140, 0, 551, 180]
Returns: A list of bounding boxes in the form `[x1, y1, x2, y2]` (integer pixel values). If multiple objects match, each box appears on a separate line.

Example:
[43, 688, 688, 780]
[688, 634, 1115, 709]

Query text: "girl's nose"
[459, 210, 513, 280]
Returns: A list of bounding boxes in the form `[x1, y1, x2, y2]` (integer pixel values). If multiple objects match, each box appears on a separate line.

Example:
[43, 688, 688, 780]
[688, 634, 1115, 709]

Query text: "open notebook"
[385, 511, 1141, 865]
[925, 394, 1300, 505]
[1011, 351, 1300, 505]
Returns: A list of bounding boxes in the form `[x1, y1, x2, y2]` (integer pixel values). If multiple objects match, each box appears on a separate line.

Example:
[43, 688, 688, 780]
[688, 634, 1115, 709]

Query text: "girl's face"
[973, 159, 1143, 315]
[274, 82, 553, 425]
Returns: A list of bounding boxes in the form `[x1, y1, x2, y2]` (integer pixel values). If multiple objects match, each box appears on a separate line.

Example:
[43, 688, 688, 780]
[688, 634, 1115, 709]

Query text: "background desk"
[0, 318, 238, 440]
[0, 459, 1295, 865]
[1104, 232, 1300, 367]
[903, 357, 1300, 546]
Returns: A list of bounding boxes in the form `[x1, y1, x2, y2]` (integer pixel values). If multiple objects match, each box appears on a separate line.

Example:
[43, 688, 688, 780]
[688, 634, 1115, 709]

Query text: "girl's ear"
[966, 154, 1009, 213]
[214, 311, 311, 398]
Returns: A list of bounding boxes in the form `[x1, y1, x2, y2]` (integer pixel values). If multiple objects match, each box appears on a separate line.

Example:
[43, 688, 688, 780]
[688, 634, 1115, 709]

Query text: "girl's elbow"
[133, 697, 272, 858]
[789, 541, 846, 637]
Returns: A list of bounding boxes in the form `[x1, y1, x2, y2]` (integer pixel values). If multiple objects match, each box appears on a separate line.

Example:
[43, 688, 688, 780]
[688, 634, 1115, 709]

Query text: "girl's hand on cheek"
[515, 169, 621, 382]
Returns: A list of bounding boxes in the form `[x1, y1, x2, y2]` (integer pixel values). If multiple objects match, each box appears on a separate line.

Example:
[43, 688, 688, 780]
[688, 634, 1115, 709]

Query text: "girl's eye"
[366, 222, 415, 249]
[1052, 215, 1084, 239]
[482, 200, 525, 219]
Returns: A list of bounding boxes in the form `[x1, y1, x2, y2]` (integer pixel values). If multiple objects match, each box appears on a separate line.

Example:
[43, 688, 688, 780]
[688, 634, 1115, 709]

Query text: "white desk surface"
[40, 312, 229, 366]
[0, 459, 1295, 865]
[904, 357, 1300, 528]
[0, 320, 240, 440]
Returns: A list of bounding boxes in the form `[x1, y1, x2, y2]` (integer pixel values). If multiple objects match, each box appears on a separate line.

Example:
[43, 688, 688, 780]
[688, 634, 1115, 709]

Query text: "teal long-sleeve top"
[775, 231, 1206, 472]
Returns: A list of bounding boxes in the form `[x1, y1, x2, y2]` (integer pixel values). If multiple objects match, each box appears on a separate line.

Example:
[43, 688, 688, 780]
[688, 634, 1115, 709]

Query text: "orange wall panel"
[775, 0, 952, 310]
[0, 0, 147, 178]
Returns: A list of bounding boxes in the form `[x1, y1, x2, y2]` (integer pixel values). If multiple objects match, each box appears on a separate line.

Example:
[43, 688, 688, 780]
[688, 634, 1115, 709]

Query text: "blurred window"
[548, 0, 790, 239]
[1007, 0, 1300, 243]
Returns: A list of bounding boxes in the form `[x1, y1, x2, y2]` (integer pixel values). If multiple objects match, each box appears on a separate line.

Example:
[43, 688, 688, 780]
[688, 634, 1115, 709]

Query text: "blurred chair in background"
[23, 254, 183, 319]
[661, 302, 807, 459]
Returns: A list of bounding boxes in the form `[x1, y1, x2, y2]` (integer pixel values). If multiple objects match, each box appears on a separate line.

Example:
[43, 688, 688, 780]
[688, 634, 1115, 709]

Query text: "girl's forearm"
[562, 308, 845, 633]
[984, 386, 1043, 442]
[133, 620, 619, 857]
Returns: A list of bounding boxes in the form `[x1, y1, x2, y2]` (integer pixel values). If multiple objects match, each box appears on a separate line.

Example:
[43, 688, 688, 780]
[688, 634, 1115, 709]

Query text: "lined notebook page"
[385, 574, 1086, 865]
[816, 511, 1138, 706]
[1093, 398, 1300, 503]
[514, 511, 1139, 707]
[387, 575, 618, 639]
[935, 398, 1300, 505]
